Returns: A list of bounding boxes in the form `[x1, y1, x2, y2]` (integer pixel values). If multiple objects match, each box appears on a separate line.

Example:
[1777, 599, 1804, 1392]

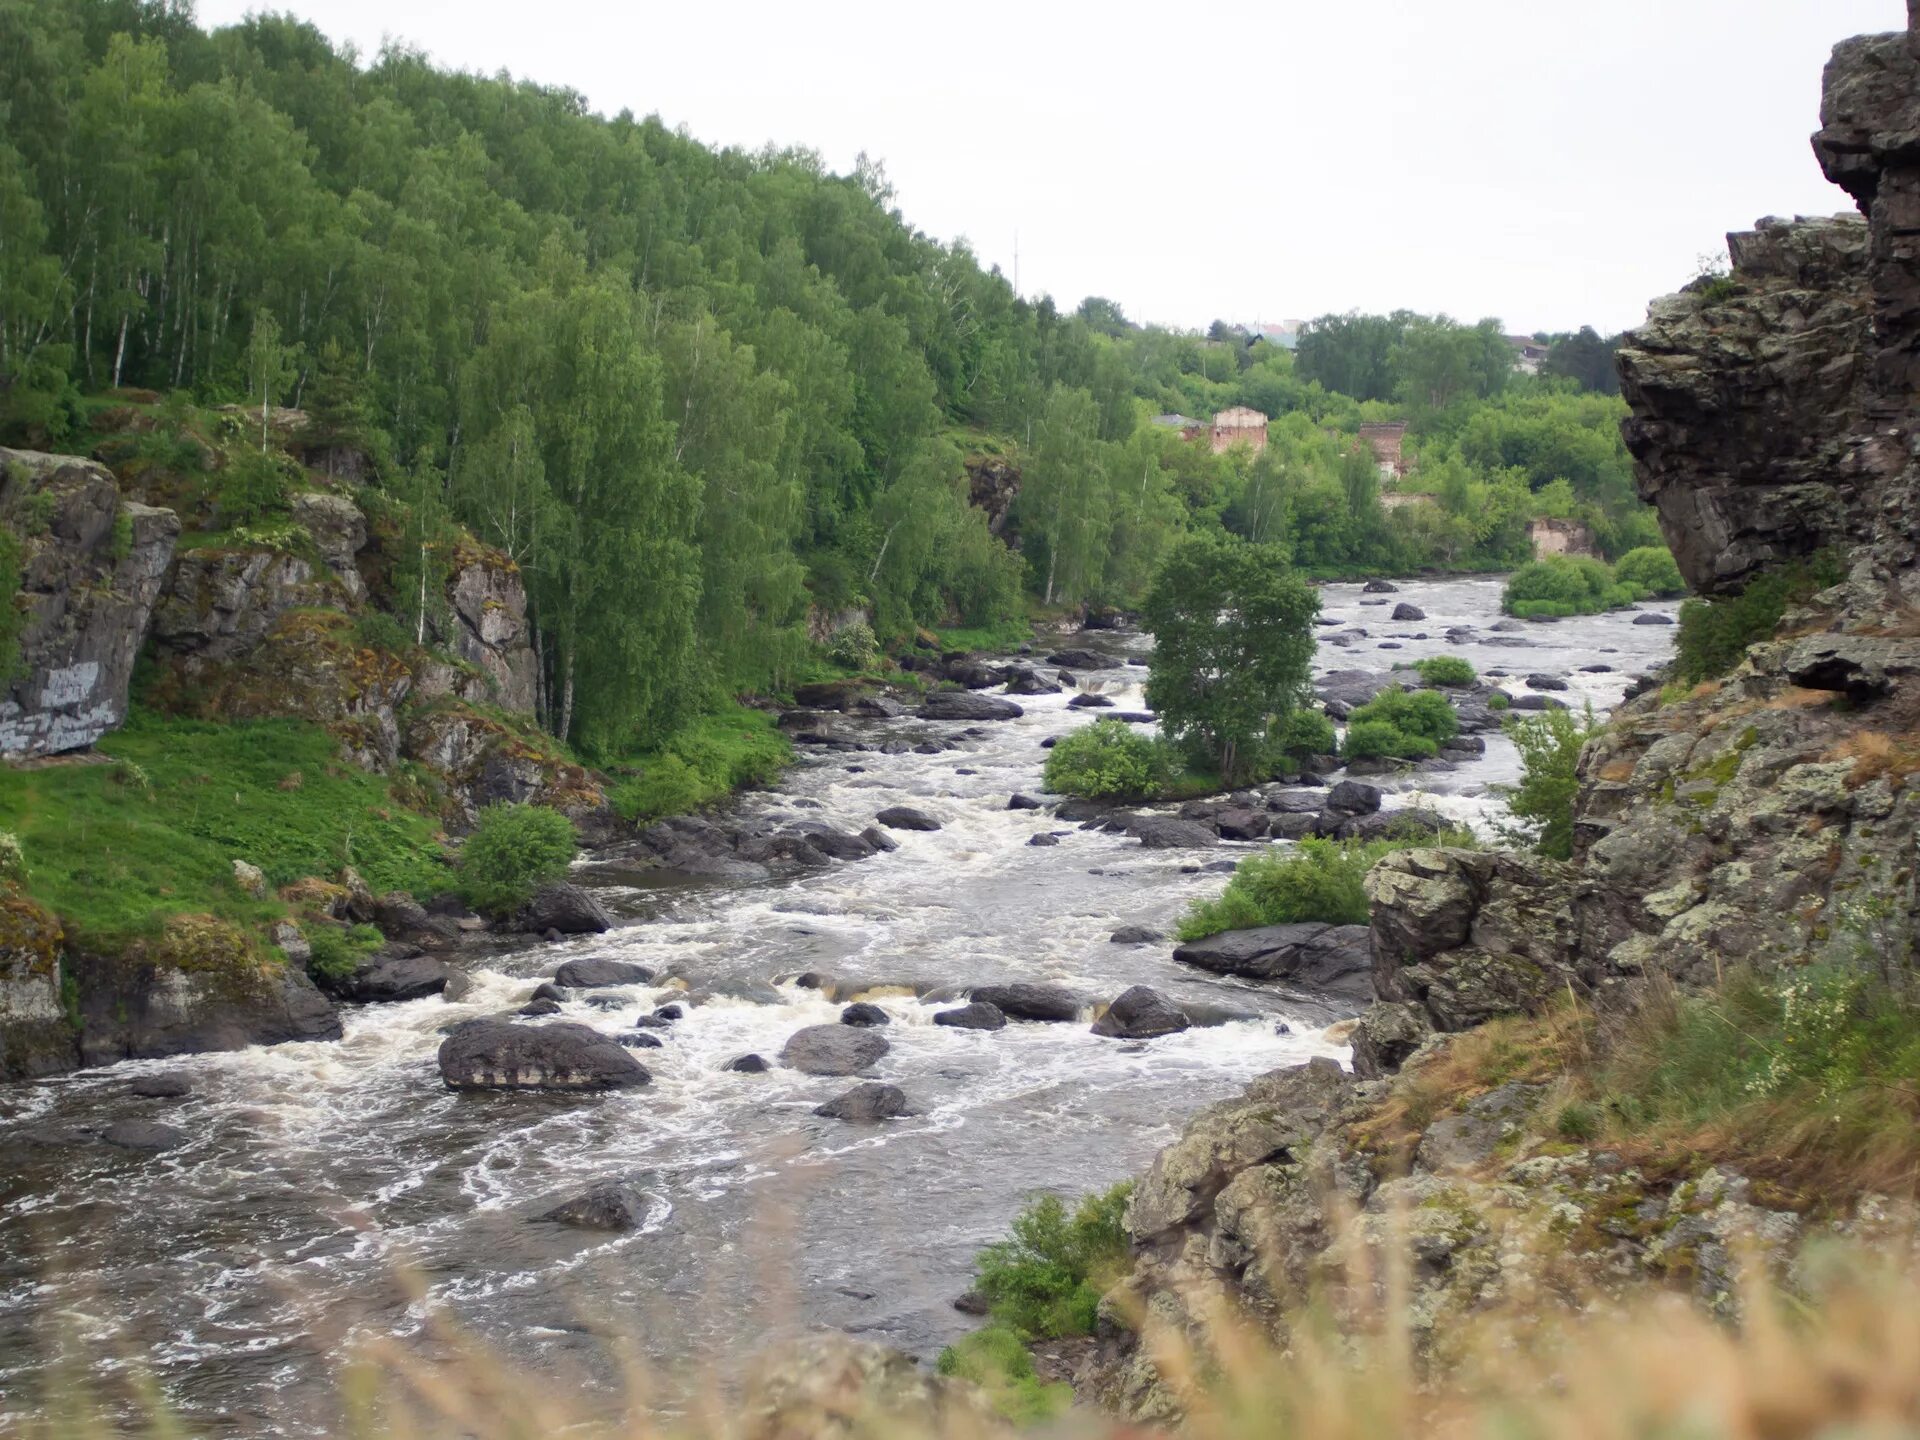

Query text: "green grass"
[0, 708, 450, 948]
[606, 701, 792, 824]
[930, 617, 1034, 653]
[937, 1183, 1132, 1423]
[1673, 553, 1844, 685]
[1177, 830, 1477, 940]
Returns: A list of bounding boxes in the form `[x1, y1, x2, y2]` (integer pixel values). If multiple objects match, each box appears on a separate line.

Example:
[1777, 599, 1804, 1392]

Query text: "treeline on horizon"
[0, 0, 1658, 757]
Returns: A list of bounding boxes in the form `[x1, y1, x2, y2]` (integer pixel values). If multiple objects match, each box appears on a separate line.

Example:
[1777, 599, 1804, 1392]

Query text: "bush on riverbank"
[1273, 708, 1336, 760]
[1411, 655, 1476, 687]
[1499, 704, 1603, 859]
[1176, 830, 1477, 940]
[1613, 545, 1686, 598]
[456, 803, 578, 916]
[1341, 687, 1459, 761]
[1501, 554, 1638, 618]
[607, 702, 792, 823]
[938, 1183, 1132, 1421]
[0, 708, 448, 949]
[1043, 719, 1170, 801]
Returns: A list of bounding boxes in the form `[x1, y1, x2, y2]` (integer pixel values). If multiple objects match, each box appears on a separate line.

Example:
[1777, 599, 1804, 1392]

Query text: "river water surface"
[0, 577, 1674, 1430]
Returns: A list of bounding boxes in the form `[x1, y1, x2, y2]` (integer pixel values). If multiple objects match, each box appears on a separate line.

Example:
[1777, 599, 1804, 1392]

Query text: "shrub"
[1501, 555, 1635, 618]
[971, 1184, 1132, 1339]
[1042, 719, 1169, 801]
[1412, 655, 1476, 687]
[1273, 707, 1335, 759]
[1613, 545, 1685, 598]
[1499, 703, 1602, 860]
[608, 703, 792, 823]
[1674, 555, 1843, 684]
[1342, 719, 1436, 761]
[824, 619, 878, 670]
[1177, 830, 1477, 940]
[303, 922, 384, 980]
[351, 609, 415, 654]
[457, 803, 577, 915]
[1348, 687, 1459, 746]
[1489, 691, 1511, 711]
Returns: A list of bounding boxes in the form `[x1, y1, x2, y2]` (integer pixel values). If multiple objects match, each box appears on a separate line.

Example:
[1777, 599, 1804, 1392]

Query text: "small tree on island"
[1142, 534, 1319, 786]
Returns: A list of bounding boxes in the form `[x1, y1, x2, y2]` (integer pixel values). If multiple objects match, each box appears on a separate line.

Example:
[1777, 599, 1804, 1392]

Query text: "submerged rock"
[539, 1181, 652, 1230]
[1091, 986, 1190, 1040]
[438, 1020, 650, 1091]
[875, 806, 941, 832]
[555, 958, 654, 988]
[932, 1000, 1006, 1031]
[780, 1024, 890, 1075]
[518, 883, 614, 935]
[919, 692, 1023, 721]
[968, 983, 1084, 1022]
[1172, 922, 1373, 1001]
[814, 1082, 909, 1120]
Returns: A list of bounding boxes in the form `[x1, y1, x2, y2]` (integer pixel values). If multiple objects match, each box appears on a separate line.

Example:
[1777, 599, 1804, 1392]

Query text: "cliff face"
[1084, 20, 1920, 1421]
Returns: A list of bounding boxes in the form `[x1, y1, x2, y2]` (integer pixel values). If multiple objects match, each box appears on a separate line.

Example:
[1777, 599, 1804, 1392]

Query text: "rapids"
[0, 576, 1675, 1431]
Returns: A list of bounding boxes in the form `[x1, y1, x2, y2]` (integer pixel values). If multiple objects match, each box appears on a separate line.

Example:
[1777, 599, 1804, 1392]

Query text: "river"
[0, 576, 1675, 1431]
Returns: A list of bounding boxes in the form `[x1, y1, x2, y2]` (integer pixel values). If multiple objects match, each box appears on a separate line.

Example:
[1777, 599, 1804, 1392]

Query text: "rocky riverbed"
[0, 577, 1674, 1434]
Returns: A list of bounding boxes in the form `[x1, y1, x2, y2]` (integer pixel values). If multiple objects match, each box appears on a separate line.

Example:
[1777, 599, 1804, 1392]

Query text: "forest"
[0, 0, 1654, 757]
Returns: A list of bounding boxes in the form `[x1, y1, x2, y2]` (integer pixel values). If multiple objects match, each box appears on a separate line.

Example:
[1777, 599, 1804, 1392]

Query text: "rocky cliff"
[1076, 17, 1920, 1420]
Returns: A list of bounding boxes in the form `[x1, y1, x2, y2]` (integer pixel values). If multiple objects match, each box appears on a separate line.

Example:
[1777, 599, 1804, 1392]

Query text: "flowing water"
[0, 577, 1675, 1430]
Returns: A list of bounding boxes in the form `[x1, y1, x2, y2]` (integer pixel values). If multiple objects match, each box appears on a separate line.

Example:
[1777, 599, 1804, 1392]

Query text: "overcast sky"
[198, 0, 1897, 336]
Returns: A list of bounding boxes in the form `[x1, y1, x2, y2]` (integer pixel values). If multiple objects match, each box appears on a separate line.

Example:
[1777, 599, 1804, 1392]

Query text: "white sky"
[198, 0, 1899, 335]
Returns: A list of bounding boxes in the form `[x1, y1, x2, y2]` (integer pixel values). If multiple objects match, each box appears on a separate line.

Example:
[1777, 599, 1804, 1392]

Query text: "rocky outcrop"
[0, 450, 179, 757]
[438, 543, 537, 713]
[1172, 922, 1372, 1002]
[964, 454, 1020, 537]
[0, 892, 75, 1078]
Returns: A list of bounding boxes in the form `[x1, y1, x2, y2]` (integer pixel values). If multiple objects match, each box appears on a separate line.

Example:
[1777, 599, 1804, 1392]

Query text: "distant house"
[1506, 335, 1551, 375]
[1355, 421, 1410, 479]
[1527, 517, 1598, 559]
[1209, 406, 1268, 455]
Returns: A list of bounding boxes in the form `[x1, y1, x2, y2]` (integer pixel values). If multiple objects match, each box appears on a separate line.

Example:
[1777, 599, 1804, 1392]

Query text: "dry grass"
[1823, 730, 1920, 790]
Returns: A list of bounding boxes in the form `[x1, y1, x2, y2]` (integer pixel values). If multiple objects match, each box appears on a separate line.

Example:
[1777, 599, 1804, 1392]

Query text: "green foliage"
[1489, 691, 1511, 711]
[1673, 556, 1843, 685]
[607, 702, 792, 823]
[456, 803, 577, 917]
[1143, 534, 1318, 785]
[1613, 545, 1685, 598]
[0, 830, 26, 884]
[934, 1325, 1070, 1425]
[823, 619, 879, 671]
[1177, 831, 1478, 940]
[971, 1184, 1133, 1339]
[0, 527, 23, 681]
[1412, 655, 1476, 687]
[1342, 719, 1436, 761]
[303, 922, 383, 980]
[1273, 707, 1336, 759]
[1499, 704, 1602, 860]
[1501, 554, 1636, 618]
[1348, 687, 1459, 745]
[1042, 718, 1169, 801]
[0, 709, 448, 947]
[351, 609, 414, 655]
[217, 447, 293, 527]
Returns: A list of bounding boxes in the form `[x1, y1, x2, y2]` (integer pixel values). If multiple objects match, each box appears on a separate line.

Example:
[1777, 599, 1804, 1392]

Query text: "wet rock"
[1007, 793, 1044, 810]
[129, 1073, 193, 1099]
[1362, 579, 1399, 593]
[1632, 611, 1675, 626]
[330, 953, 456, 1003]
[1067, 693, 1115, 709]
[840, 1002, 890, 1027]
[555, 958, 654, 988]
[1172, 922, 1373, 1001]
[1109, 925, 1163, 944]
[441, 972, 475, 1002]
[1325, 779, 1382, 816]
[1128, 816, 1218, 849]
[1048, 649, 1121, 670]
[650, 1003, 684, 1022]
[518, 882, 613, 935]
[933, 1000, 1007, 1031]
[794, 823, 878, 861]
[518, 999, 563, 1016]
[919, 692, 1023, 721]
[815, 1082, 909, 1120]
[875, 806, 941, 832]
[969, 983, 1084, 1022]
[1002, 668, 1062, 696]
[859, 826, 899, 853]
[952, 1289, 991, 1315]
[373, 891, 462, 949]
[1525, 673, 1570, 691]
[616, 1031, 664, 1049]
[781, 1024, 890, 1075]
[1091, 986, 1190, 1039]
[540, 1181, 653, 1230]
[725, 1053, 769, 1073]
[103, 1119, 188, 1152]
[1027, 833, 1060, 846]
[438, 1020, 651, 1091]
[1213, 807, 1268, 841]
[1327, 807, 1454, 843]
[1391, 603, 1426, 621]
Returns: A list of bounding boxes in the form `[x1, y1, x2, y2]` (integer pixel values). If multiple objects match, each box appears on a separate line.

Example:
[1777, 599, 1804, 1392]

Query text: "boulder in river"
[518, 998, 563, 1016]
[1325, 779, 1382, 816]
[332, 953, 456, 1003]
[1027, 833, 1060, 846]
[1526, 673, 1571, 691]
[518, 882, 613, 935]
[1047, 649, 1120, 670]
[1633, 611, 1675, 626]
[1391, 602, 1426, 621]
[1007, 793, 1044, 810]
[725, 1053, 770, 1073]
[616, 1031, 663, 1049]
[1362, 578, 1399, 593]
[919, 691, 1023, 721]
[1067, 693, 1114, 709]
[1128, 816, 1218, 849]
[1091, 986, 1190, 1040]
[129, 1072, 193, 1099]
[933, 1000, 1007, 1031]
[1213, 807, 1268, 841]
[555, 958, 654, 988]
[1002, 668, 1061, 696]
[1109, 925, 1163, 944]
[875, 806, 941, 832]
[968, 983, 1084, 1022]
[539, 1181, 652, 1230]
[438, 1020, 651, 1091]
[840, 1002, 890, 1027]
[781, 1024, 890, 1075]
[103, 1119, 188, 1152]
[814, 1082, 909, 1120]
[794, 823, 878, 860]
[1173, 922, 1373, 1001]
[860, 826, 899, 853]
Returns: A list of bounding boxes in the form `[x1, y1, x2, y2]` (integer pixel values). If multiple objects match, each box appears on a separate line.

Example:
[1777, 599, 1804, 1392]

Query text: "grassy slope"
[0, 708, 449, 949]
[605, 700, 793, 824]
